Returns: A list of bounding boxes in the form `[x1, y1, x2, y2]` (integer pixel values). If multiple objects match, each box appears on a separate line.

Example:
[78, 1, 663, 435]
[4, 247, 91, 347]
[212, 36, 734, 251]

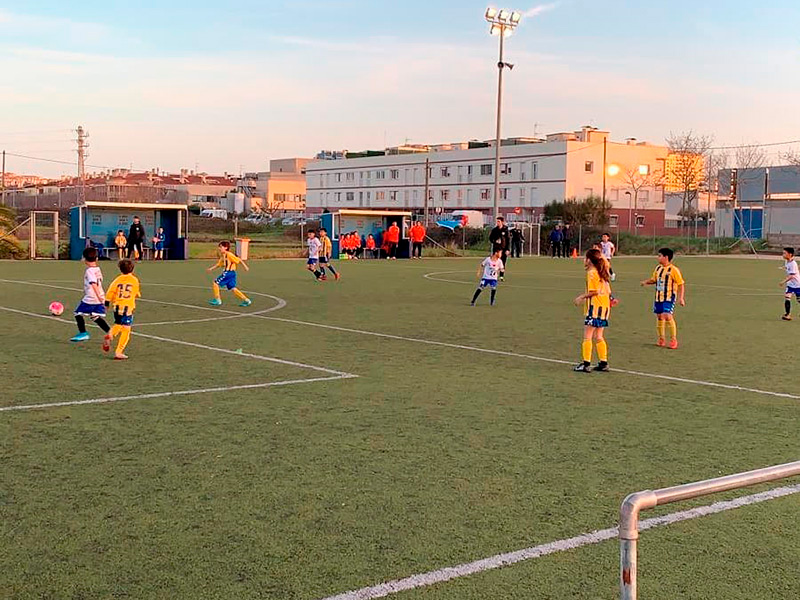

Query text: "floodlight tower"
[485, 7, 521, 220]
[76, 126, 89, 205]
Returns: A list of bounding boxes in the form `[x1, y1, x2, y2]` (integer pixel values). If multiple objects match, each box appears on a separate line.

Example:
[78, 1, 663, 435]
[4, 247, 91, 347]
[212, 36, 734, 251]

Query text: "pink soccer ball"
[49, 301, 64, 316]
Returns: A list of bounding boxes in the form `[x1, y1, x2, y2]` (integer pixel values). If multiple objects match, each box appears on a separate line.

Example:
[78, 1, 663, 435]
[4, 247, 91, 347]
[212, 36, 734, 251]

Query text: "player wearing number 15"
[103, 259, 141, 360]
[208, 241, 251, 306]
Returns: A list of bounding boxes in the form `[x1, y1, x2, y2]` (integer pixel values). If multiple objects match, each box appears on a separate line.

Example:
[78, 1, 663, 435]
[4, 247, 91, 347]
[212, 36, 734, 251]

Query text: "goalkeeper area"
[2, 256, 800, 599]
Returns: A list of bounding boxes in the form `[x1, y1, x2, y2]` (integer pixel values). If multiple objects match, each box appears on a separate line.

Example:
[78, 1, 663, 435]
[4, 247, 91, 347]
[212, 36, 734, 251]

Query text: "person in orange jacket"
[409, 221, 426, 259]
[366, 233, 377, 258]
[385, 221, 400, 260]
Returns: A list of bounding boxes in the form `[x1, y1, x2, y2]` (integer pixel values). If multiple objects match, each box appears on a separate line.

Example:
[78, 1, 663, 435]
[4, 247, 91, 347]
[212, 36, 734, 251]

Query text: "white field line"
[1, 375, 354, 413]
[319, 483, 800, 600]
[0, 305, 356, 378]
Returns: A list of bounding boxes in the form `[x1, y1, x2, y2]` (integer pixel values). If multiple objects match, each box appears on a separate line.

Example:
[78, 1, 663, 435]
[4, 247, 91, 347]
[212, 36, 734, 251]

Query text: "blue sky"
[2, 0, 800, 177]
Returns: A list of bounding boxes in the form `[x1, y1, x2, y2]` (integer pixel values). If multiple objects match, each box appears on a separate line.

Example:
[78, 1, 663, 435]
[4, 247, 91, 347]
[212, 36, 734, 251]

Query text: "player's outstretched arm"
[678, 284, 686, 306]
[241, 259, 250, 272]
[640, 278, 655, 286]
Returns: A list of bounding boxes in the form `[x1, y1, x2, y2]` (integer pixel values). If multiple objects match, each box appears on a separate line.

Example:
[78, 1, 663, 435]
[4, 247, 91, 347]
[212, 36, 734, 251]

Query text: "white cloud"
[0, 9, 112, 43]
[523, 3, 560, 18]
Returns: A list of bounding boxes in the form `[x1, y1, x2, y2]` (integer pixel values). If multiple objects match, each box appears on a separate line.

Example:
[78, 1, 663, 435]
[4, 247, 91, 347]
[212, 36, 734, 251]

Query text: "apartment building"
[306, 127, 671, 231]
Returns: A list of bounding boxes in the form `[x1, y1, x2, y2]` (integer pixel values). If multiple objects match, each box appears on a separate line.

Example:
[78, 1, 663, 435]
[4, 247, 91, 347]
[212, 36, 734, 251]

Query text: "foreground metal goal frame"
[619, 460, 800, 599]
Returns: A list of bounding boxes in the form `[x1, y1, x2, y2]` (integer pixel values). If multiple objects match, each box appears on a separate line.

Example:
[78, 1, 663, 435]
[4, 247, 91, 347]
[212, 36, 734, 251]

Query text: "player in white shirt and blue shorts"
[471, 249, 505, 306]
[781, 247, 800, 321]
[600, 233, 616, 281]
[307, 230, 323, 281]
[70, 247, 112, 342]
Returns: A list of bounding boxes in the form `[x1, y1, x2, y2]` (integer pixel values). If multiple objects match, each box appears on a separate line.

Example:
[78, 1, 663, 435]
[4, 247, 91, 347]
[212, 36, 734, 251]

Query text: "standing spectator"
[128, 216, 146, 261]
[510, 226, 525, 258]
[489, 216, 511, 278]
[549, 225, 563, 258]
[153, 226, 166, 260]
[409, 221, 426, 259]
[562, 224, 573, 258]
[386, 221, 400, 260]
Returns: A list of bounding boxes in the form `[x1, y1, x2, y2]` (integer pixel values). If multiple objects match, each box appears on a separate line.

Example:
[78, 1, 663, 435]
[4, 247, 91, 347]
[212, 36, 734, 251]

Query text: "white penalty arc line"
[0, 375, 355, 412]
[319, 483, 800, 600]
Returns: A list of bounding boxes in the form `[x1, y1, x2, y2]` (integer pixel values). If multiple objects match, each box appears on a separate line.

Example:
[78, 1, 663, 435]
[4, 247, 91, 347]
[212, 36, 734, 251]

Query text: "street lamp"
[625, 191, 632, 232]
[485, 6, 521, 220]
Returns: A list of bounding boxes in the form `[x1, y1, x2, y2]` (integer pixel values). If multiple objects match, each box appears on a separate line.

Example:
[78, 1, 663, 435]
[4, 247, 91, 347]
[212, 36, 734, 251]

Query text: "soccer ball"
[49, 301, 64, 316]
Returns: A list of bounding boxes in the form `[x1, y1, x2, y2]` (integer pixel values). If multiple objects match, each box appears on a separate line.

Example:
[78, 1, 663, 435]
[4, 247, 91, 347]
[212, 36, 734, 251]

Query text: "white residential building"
[306, 127, 671, 231]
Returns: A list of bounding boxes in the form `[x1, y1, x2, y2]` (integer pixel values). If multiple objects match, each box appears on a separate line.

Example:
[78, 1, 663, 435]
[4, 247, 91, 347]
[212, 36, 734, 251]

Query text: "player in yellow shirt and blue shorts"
[573, 248, 612, 373]
[208, 241, 251, 306]
[103, 259, 141, 360]
[641, 247, 686, 349]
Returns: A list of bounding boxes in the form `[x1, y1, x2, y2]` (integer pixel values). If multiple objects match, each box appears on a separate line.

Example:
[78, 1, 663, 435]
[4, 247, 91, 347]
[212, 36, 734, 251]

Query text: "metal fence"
[619, 460, 800, 599]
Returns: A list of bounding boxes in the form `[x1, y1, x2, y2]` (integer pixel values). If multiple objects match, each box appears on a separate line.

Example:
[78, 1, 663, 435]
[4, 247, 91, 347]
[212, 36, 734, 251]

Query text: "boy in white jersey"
[70, 247, 112, 342]
[471, 249, 504, 306]
[781, 247, 800, 321]
[600, 233, 616, 281]
[306, 230, 323, 281]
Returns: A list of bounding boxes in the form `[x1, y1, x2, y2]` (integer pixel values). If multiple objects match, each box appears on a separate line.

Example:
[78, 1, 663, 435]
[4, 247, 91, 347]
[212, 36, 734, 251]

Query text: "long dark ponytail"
[586, 249, 610, 282]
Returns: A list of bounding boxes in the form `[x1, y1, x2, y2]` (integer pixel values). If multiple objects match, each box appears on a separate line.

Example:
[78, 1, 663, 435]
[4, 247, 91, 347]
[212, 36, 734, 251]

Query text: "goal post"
[28, 211, 59, 260]
[619, 460, 800, 600]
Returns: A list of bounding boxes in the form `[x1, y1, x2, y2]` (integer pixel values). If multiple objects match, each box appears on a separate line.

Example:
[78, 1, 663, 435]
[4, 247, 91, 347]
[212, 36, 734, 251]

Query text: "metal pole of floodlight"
[485, 7, 521, 221]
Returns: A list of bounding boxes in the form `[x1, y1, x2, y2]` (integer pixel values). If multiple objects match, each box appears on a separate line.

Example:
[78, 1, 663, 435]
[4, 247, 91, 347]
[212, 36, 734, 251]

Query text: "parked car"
[200, 208, 228, 219]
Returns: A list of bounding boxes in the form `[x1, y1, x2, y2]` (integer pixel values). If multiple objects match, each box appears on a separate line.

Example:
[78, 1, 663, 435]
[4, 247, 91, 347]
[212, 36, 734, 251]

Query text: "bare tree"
[621, 164, 665, 233]
[781, 150, 800, 166]
[733, 143, 767, 171]
[666, 131, 713, 235]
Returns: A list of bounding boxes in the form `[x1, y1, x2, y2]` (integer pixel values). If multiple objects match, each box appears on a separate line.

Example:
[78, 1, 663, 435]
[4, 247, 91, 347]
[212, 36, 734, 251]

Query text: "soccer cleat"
[320, 275, 328, 281]
[114, 353, 129, 360]
[208, 298, 223, 306]
[334, 273, 340, 281]
[239, 299, 252, 307]
[594, 361, 610, 372]
[610, 297, 620, 307]
[573, 362, 592, 373]
[657, 338, 666, 347]
[102, 334, 112, 353]
[611, 273, 616, 282]
[668, 339, 679, 349]
[70, 332, 90, 342]
[782, 315, 792, 321]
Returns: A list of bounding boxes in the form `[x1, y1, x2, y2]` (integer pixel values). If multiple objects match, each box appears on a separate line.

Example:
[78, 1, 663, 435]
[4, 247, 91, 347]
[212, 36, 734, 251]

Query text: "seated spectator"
[114, 230, 128, 259]
[352, 231, 362, 259]
[366, 234, 377, 258]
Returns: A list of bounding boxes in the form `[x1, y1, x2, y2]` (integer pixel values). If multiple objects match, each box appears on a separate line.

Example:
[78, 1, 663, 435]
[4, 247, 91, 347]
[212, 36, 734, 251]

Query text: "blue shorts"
[319, 256, 330, 264]
[114, 311, 134, 326]
[785, 287, 800, 297]
[215, 270, 238, 290]
[155, 242, 164, 250]
[307, 258, 319, 266]
[480, 278, 498, 289]
[584, 316, 609, 328]
[653, 301, 675, 315]
[75, 302, 106, 317]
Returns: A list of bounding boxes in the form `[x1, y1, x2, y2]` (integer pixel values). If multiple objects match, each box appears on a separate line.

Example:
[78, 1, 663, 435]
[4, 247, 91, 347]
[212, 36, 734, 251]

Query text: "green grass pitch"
[2, 256, 800, 599]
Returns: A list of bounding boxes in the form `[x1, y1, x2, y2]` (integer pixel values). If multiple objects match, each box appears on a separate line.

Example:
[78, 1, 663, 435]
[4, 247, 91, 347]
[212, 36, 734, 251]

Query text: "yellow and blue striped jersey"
[586, 268, 611, 321]
[320, 236, 332, 257]
[215, 250, 241, 271]
[652, 264, 685, 302]
[106, 274, 141, 314]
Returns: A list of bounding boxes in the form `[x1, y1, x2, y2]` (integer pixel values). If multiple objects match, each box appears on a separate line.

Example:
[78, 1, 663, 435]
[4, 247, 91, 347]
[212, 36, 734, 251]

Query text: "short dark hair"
[784, 247, 795, 256]
[602, 232, 610, 237]
[83, 247, 98, 262]
[133, 215, 139, 219]
[308, 229, 316, 234]
[320, 227, 327, 233]
[658, 247, 674, 261]
[218, 241, 231, 250]
[119, 259, 135, 274]
[497, 216, 505, 222]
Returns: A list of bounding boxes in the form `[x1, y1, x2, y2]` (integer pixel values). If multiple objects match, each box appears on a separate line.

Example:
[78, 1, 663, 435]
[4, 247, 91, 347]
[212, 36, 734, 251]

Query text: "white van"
[200, 209, 228, 220]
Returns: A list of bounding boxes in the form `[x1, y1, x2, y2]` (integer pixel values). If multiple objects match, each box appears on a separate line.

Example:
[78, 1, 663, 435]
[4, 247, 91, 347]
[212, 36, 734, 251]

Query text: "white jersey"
[600, 241, 615, 260]
[82, 266, 105, 304]
[308, 237, 321, 259]
[785, 259, 800, 288]
[481, 257, 504, 281]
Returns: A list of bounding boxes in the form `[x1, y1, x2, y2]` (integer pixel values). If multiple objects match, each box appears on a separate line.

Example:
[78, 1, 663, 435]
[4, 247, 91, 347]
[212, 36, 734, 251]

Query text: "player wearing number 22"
[573, 248, 612, 373]
[103, 259, 141, 360]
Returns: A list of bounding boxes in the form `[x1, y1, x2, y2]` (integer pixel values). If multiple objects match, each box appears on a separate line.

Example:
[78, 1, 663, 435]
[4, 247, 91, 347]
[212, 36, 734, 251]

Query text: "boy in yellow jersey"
[102, 259, 141, 360]
[641, 247, 686, 349]
[208, 241, 251, 306]
[318, 228, 340, 281]
[573, 248, 612, 372]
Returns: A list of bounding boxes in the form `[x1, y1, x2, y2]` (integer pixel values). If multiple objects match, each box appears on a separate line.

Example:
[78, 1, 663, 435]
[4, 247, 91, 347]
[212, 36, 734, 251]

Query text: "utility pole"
[602, 136, 607, 204]
[1, 150, 5, 207]
[492, 29, 505, 221]
[76, 126, 89, 205]
[423, 157, 430, 226]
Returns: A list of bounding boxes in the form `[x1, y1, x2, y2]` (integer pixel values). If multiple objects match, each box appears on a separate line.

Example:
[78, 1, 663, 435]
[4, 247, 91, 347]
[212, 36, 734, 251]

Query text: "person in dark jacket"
[128, 216, 146, 261]
[550, 225, 563, 258]
[562, 223, 573, 258]
[510, 226, 525, 258]
[489, 216, 511, 278]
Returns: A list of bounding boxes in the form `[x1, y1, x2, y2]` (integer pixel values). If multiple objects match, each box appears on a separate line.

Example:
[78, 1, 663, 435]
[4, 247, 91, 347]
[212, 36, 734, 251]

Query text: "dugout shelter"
[69, 202, 189, 260]
[319, 209, 413, 258]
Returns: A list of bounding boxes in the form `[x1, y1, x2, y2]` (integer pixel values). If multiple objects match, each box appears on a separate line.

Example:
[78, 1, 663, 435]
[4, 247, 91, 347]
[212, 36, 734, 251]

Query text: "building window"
[480, 188, 491, 200]
[441, 189, 450, 201]
[519, 188, 525, 200]
[609, 214, 619, 227]
[360, 171, 365, 179]
[585, 161, 594, 173]
[367, 191, 371, 200]
[358, 191, 363, 202]
[467, 165, 474, 175]
[366, 171, 371, 179]
[441, 167, 450, 178]
[500, 188, 509, 200]
[346, 172, 354, 181]
[390, 191, 398, 202]
[390, 169, 399, 180]
[334, 192, 342, 202]
[346, 192, 354, 201]
[480, 164, 493, 176]
[376, 171, 386, 180]
[500, 163, 511, 175]
[335, 173, 342, 182]
[457, 189, 464, 200]
[635, 214, 646, 227]
[376, 191, 385, 200]
[639, 164, 650, 175]
[532, 162, 539, 180]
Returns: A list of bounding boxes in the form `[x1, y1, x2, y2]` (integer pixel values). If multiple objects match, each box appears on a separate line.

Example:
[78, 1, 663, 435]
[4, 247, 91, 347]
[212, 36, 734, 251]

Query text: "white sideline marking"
[0, 375, 354, 412]
[319, 483, 800, 600]
[0, 305, 356, 379]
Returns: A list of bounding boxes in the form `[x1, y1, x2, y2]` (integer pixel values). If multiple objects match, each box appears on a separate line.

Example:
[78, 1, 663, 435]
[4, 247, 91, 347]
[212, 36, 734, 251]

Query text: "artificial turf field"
[2, 255, 800, 600]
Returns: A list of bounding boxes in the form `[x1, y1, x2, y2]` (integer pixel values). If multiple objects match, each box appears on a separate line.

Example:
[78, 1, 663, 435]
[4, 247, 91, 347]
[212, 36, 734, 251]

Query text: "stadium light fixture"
[607, 164, 620, 177]
[484, 7, 522, 219]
